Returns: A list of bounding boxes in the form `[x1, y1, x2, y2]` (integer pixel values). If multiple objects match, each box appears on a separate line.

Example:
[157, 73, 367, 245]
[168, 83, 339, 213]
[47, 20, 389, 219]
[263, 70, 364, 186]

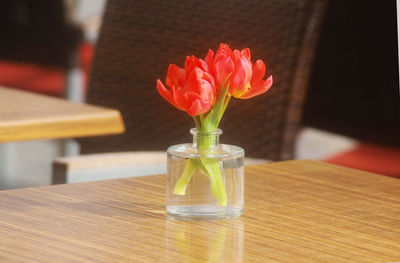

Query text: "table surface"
[0, 160, 399, 262]
[0, 86, 124, 142]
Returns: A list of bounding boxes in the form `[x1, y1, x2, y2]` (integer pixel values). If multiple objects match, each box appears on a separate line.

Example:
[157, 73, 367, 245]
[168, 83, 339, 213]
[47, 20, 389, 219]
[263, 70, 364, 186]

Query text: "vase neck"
[191, 128, 222, 150]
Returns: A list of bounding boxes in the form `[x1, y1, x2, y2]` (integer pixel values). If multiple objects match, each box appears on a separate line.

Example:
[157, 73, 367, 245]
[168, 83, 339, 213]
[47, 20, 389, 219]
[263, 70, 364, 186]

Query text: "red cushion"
[0, 60, 64, 96]
[0, 43, 94, 96]
[324, 143, 400, 177]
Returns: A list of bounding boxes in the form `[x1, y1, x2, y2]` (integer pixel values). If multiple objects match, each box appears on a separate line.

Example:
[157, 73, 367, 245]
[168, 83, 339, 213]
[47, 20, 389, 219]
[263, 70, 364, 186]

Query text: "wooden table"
[0, 86, 124, 142]
[0, 160, 399, 262]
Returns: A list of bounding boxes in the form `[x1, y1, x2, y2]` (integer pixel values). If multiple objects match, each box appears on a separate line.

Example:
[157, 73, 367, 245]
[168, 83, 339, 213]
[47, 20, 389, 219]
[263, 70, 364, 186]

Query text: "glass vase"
[166, 128, 244, 220]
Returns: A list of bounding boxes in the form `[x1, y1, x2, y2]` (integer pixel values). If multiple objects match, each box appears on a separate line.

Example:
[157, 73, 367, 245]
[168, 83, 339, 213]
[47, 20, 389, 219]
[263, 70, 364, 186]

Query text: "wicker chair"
[53, 0, 327, 183]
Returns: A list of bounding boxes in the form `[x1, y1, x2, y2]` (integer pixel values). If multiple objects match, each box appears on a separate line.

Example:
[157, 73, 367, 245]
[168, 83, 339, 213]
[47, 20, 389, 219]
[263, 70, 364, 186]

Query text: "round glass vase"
[166, 128, 244, 220]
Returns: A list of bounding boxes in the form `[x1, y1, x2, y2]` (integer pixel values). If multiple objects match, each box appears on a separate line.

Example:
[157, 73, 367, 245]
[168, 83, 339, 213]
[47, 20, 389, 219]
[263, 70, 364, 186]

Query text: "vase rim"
[190, 128, 222, 136]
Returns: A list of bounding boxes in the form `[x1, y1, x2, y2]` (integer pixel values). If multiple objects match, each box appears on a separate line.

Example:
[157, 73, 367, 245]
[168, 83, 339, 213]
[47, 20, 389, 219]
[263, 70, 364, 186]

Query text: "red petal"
[202, 71, 216, 91]
[241, 48, 251, 60]
[231, 50, 252, 93]
[181, 67, 216, 111]
[196, 79, 214, 100]
[187, 99, 211, 116]
[166, 64, 185, 88]
[213, 55, 234, 88]
[185, 56, 209, 79]
[205, 49, 214, 69]
[240, 75, 273, 99]
[157, 79, 177, 106]
[171, 85, 188, 111]
[184, 56, 195, 78]
[184, 68, 212, 98]
[198, 59, 209, 72]
[218, 43, 234, 60]
[184, 67, 201, 90]
[251, 59, 266, 83]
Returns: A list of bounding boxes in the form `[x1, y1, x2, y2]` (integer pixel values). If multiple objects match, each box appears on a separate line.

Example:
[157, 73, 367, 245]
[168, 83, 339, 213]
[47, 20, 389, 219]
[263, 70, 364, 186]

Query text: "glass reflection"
[165, 219, 243, 262]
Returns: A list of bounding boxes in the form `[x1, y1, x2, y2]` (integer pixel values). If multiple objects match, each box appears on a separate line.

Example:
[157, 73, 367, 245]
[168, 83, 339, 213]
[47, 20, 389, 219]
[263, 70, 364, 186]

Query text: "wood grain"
[0, 86, 124, 142]
[0, 160, 399, 262]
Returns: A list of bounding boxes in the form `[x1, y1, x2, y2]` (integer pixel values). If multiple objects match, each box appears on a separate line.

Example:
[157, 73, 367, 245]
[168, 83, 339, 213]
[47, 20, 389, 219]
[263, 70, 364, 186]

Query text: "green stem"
[172, 133, 227, 205]
[200, 157, 227, 205]
[199, 113, 205, 124]
[193, 131, 227, 205]
[193, 116, 201, 129]
[173, 159, 196, 195]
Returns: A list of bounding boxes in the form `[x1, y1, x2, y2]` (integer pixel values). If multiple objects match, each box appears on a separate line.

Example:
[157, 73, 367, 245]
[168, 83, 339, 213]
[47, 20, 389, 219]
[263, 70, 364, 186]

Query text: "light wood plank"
[51, 152, 268, 184]
[0, 86, 124, 142]
[0, 160, 399, 262]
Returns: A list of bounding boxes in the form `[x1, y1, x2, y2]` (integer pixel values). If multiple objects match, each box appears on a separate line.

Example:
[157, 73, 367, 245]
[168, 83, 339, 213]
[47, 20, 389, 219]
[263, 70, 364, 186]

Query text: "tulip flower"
[157, 44, 273, 206]
[205, 43, 273, 99]
[157, 56, 216, 117]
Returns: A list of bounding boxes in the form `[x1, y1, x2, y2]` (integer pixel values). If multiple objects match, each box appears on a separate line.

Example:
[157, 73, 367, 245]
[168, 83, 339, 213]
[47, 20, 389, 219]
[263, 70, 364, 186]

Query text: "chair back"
[80, 0, 327, 160]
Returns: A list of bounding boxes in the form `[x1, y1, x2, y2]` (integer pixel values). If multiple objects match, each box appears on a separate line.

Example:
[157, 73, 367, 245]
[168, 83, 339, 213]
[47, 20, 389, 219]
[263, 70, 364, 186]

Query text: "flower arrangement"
[157, 43, 273, 206]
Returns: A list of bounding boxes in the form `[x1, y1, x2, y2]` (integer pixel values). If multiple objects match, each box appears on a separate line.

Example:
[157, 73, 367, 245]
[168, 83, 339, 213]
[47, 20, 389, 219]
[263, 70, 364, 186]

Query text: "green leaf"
[203, 76, 231, 131]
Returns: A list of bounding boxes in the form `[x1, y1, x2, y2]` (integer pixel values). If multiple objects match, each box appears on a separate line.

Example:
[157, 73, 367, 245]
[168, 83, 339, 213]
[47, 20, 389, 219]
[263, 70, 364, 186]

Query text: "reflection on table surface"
[165, 219, 243, 262]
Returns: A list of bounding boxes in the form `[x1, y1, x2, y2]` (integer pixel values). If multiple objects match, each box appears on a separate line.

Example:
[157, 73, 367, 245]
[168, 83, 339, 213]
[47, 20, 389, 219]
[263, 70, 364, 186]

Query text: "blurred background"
[0, 0, 399, 189]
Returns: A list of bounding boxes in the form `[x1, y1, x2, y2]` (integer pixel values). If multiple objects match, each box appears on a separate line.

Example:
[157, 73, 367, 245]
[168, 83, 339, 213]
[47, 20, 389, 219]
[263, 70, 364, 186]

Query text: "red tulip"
[205, 44, 235, 89]
[205, 43, 273, 99]
[241, 59, 273, 99]
[157, 56, 216, 116]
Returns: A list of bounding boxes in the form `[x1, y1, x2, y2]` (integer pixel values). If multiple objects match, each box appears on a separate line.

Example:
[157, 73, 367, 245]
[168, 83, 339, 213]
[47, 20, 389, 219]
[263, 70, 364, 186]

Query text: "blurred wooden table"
[0, 160, 399, 262]
[0, 86, 124, 142]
